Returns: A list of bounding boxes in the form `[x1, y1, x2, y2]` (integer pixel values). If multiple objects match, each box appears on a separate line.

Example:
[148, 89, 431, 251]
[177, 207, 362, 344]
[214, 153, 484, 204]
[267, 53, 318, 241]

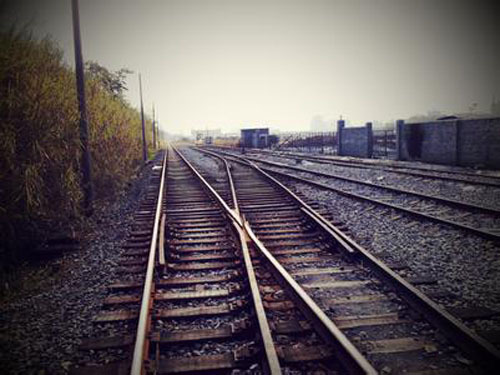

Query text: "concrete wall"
[458, 118, 500, 167]
[397, 117, 500, 168]
[337, 121, 373, 158]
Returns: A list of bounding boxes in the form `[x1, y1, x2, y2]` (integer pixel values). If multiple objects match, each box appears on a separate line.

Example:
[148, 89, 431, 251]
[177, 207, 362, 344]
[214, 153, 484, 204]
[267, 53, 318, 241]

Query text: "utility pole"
[152, 103, 156, 149]
[71, 0, 93, 215]
[139, 73, 147, 162]
[156, 109, 160, 147]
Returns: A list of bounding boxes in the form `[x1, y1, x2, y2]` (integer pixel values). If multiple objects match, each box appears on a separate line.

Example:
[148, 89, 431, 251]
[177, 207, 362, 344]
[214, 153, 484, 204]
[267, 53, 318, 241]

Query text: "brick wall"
[397, 117, 500, 168]
[338, 122, 373, 158]
[458, 119, 500, 167]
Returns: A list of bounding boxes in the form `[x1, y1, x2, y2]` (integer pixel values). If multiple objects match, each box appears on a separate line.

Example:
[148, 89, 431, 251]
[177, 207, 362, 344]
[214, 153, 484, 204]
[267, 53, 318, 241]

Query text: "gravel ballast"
[0, 161, 156, 375]
[259, 164, 500, 232]
[184, 147, 500, 331]
[243, 151, 500, 210]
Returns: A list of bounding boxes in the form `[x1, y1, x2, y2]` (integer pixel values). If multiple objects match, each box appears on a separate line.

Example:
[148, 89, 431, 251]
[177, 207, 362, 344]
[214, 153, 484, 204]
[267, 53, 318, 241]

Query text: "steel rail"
[258, 167, 500, 242]
[158, 214, 166, 266]
[174, 146, 242, 226]
[202, 148, 500, 241]
[197, 148, 364, 256]
[202, 147, 280, 373]
[233, 221, 282, 374]
[171, 145, 281, 374]
[158, 148, 169, 266]
[130, 152, 167, 375]
[243, 220, 378, 375]
[206, 147, 500, 215]
[210, 150, 240, 215]
[206, 148, 500, 371]
[187, 146, 240, 213]
[241, 155, 500, 216]
[248, 148, 500, 187]
[196, 148, 369, 256]
[199, 148, 374, 256]
[225, 148, 283, 374]
[227, 161, 240, 215]
[176, 146, 379, 375]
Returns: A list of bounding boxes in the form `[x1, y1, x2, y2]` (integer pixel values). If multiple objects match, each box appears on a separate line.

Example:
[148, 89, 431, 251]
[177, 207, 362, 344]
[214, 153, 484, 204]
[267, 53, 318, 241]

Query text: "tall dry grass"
[0, 29, 153, 266]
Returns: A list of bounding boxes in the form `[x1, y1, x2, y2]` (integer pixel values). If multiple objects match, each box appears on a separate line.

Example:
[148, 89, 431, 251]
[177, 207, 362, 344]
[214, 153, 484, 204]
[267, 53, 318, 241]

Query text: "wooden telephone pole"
[156, 109, 160, 147]
[152, 104, 156, 149]
[71, 0, 93, 215]
[139, 74, 147, 161]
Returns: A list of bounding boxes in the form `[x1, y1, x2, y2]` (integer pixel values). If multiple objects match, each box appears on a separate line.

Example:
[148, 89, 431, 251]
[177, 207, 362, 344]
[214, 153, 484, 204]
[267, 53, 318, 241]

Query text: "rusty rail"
[204, 148, 500, 241]
[130, 152, 167, 375]
[240, 148, 500, 188]
[172, 145, 281, 374]
[200, 146, 500, 371]
[174, 145, 378, 375]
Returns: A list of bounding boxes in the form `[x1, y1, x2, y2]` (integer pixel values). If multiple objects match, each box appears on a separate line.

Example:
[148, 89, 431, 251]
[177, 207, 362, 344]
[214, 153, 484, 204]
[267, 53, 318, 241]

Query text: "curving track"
[205, 148, 500, 241]
[176, 146, 500, 374]
[70, 146, 500, 375]
[73, 149, 369, 374]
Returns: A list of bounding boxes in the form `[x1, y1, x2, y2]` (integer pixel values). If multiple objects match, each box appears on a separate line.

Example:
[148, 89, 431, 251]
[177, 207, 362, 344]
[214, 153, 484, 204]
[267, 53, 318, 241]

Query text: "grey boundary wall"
[396, 117, 500, 169]
[337, 120, 373, 158]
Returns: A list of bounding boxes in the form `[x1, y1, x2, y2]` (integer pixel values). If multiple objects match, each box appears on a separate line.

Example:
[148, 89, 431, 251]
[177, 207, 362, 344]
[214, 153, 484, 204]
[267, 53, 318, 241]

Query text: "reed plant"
[0, 28, 153, 268]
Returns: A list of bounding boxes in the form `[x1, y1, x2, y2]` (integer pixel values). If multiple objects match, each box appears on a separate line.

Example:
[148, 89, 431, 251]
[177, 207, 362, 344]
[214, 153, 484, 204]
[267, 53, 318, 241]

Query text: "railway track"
[238, 148, 500, 188]
[177, 146, 500, 374]
[168, 151, 372, 374]
[70, 152, 167, 374]
[70, 146, 500, 374]
[72, 149, 371, 374]
[203, 148, 500, 241]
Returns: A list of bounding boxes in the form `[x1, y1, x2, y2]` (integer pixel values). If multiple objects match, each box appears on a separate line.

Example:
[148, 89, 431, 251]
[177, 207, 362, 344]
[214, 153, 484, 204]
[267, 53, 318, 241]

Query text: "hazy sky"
[1, 0, 499, 135]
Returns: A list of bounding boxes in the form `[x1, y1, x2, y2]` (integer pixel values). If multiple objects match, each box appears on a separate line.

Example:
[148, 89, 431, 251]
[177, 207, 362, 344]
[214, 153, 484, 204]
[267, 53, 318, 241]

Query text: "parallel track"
[74, 149, 373, 374]
[172, 148, 375, 374]
[239, 148, 500, 188]
[143, 151, 282, 374]
[205, 148, 500, 241]
[71, 152, 167, 375]
[72, 147, 500, 374]
[180, 146, 500, 374]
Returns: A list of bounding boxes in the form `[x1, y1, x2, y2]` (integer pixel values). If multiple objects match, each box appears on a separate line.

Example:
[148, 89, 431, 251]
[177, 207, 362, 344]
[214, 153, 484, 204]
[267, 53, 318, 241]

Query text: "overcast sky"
[1, 0, 499, 135]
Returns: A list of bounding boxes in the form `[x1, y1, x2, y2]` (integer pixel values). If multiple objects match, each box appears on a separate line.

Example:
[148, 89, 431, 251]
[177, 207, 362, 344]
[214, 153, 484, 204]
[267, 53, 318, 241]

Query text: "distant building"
[191, 129, 221, 145]
[240, 128, 269, 148]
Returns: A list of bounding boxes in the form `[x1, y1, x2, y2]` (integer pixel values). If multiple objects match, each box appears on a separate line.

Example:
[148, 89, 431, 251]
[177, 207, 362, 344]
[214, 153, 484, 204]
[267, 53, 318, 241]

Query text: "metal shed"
[240, 128, 269, 148]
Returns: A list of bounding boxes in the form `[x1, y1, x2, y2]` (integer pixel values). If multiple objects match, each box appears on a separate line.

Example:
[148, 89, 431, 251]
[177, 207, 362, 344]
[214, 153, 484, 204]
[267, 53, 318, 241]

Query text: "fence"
[275, 132, 337, 154]
[226, 125, 397, 160]
[373, 129, 396, 158]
